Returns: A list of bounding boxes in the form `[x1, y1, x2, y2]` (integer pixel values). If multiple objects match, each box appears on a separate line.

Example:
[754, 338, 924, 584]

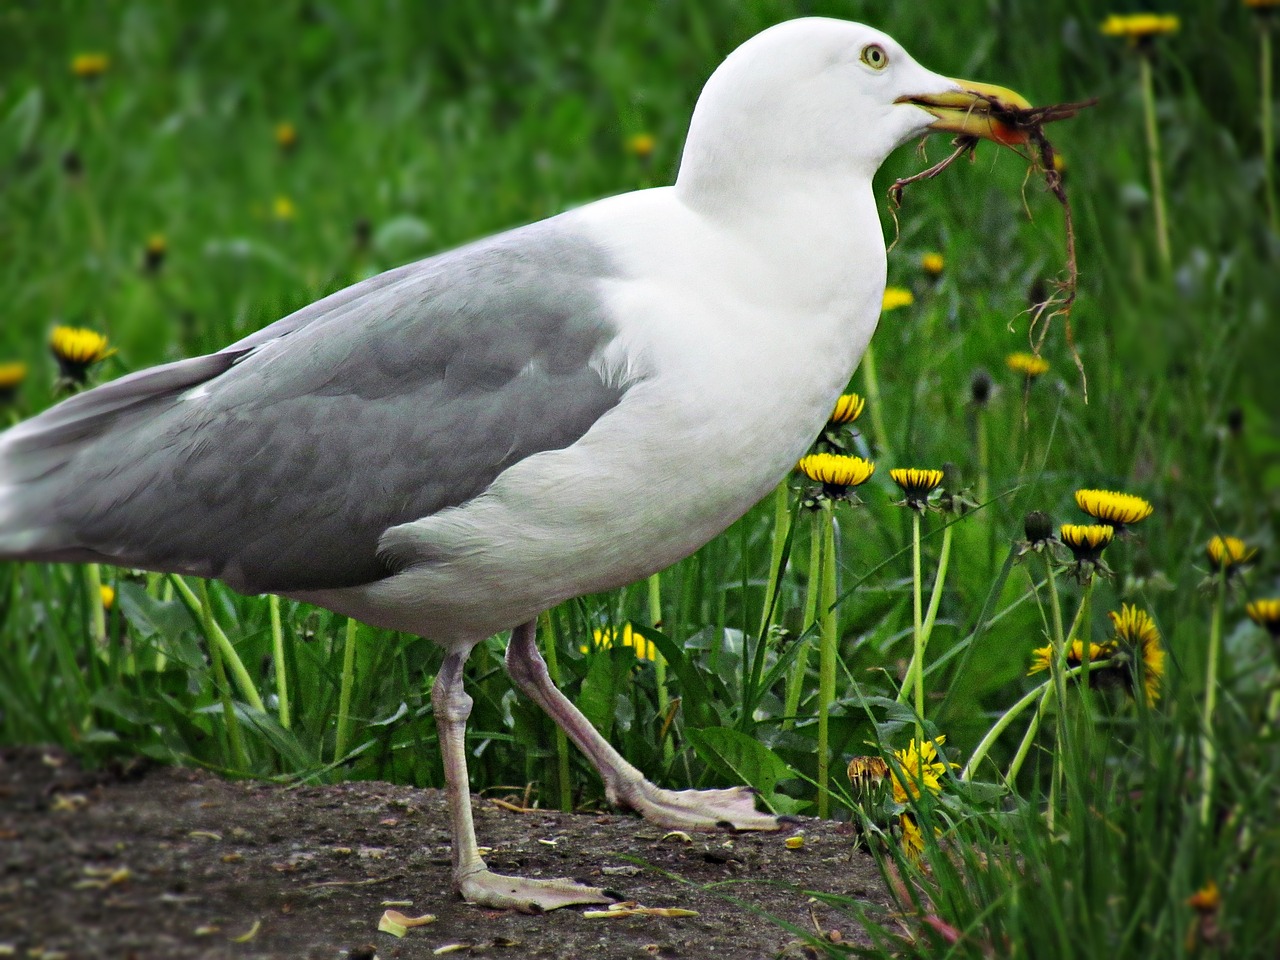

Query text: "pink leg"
[505, 620, 784, 831]
[432, 645, 613, 911]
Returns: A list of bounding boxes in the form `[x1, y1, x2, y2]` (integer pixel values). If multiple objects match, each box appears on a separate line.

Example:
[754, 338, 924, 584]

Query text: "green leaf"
[686, 726, 795, 801]
[577, 649, 618, 740]
[5, 87, 42, 156]
[117, 583, 198, 641]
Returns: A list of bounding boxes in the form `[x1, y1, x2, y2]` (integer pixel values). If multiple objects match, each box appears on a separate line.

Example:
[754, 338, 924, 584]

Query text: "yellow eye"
[861, 43, 889, 70]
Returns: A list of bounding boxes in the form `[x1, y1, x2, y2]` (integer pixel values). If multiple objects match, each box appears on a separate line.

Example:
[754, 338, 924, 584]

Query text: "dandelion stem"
[647, 572, 673, 766]
[540, 611, 573, 812]
[911, 511, 925, 742]
[784, 510, 824, 730]
[918, 518, 954, 670]
[975, 412, 990, 507]
[1044, 557, 1071, 828]
[195, 579, 246, 770]
[334, 617, 358, 762]
[757, 482, 792, 644]
[1198, 566, 1227, 826]
[269, 595, 290, 729]
[963, 658, 1119, 782]
[171, 575, 265, 713]
[861, 344, 892, 460]
[1138, 53, 1171, 268]
[1008, 682, 1052, 787]
[84, 563, 106, 645]
[816, 501, 838, 819]
[1262, 24, 1278, 234]
[966, 678, 1050, 781]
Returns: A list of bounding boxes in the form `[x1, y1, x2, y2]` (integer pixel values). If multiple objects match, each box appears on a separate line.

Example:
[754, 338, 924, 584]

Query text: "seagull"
[0, 19, 1029, 912]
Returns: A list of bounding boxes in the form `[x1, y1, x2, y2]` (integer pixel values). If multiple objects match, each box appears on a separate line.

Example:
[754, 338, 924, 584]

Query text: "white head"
[675, 18, 1028, 209]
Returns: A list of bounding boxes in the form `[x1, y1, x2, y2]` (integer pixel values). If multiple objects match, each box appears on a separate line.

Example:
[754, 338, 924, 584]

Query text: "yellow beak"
[898, 78, 1033, 146]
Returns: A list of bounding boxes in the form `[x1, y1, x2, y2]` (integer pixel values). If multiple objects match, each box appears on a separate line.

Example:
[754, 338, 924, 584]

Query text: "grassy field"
[2, 0, 1278, 955]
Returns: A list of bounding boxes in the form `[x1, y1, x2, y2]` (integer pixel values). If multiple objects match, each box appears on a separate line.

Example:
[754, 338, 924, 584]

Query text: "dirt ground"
[0, 747, 897, 959]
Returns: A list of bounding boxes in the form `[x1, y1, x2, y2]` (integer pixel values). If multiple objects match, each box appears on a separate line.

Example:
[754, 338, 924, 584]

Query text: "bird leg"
[505, 620, 785, 832]
[432, 646, 614, 912]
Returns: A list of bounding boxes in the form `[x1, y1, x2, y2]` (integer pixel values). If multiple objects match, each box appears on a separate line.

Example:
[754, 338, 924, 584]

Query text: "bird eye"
[860, 43, 888, 70]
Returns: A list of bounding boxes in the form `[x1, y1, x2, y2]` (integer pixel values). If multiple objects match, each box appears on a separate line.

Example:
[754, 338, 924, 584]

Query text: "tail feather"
[0, 351, 240, 561]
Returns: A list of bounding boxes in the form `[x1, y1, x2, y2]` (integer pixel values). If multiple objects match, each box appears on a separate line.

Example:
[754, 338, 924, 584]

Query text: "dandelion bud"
[970, 368, 992, 407]
[1023, 511, 1053, 545]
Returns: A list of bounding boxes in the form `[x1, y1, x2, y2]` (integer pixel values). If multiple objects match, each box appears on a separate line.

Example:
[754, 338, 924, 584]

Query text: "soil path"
[0, 748, 894, 959]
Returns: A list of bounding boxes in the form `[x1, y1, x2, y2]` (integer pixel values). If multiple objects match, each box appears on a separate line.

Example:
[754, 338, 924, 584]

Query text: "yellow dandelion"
[1060, 523, 1114, 562]
[1187, 880, 1221, 912]
[882, 287, 914, 311]
[890, 467, 944, 509]
[1100, 14, 1180, 44]
[583, 623, 655, 662]
[100, 585, 116, 610]
[272, 196, 297, 221]
[1246, 598, 1280, 637]
[625, 132, 655, 158]
[920, 252, 944, 276]
[890, 736, 953, 804]
[899, 813, 925, 862]
[143, 233, 167, 272]
[1110, 605, 1165, 705]
[275, 122, 298, 151]
[828, 392, 865, 425]
[1205, 536, 1256, 572]
[1028, 639, 1113, 676]
[1006, 351, 1050, 378]
[71, 53, 110, 79]
[1074, 489, 1154, 530]
[50, 326, 114, 384]
[0, 361, 27, 401]
[797, 453, 875, 495]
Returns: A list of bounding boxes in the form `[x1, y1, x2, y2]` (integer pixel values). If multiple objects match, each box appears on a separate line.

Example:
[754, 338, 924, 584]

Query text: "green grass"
[2, 0, 1279, 955]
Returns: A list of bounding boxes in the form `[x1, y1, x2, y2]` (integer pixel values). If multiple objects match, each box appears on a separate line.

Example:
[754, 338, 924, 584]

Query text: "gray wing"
[0, 219, 628, 593]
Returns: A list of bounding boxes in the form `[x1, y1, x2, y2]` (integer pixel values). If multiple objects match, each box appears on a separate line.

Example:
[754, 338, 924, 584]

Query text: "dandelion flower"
[890, 467, 944, 510]
[890, 736, 952, 804]
[1028, 639, 1111, 676]
[1074, 489, 1154, 531]
[920, 252, 944, 276]
[50, 326, 113, 385]
[275, 122, 298, 151]
[100, 585, 116, 610]
[882, 287, 914, 311]
[583, 623, 655, 661]
[71, 53, 110, 79]
[625, 132, 655, 158]
[1187, 880, 1221, 912]
[1060, 523, 1114, 563]
[1006, 352, 1049, 378]
[797, 453, 875, 502]
[1206, 535, 1256, 572]
[0, 361, 27, 404]
[828, 392, 865, 425]
[143, 233, 167, 273]
[1100, 13, 1180, 46]
[1109, 605, 1165, 705]
[899, 813, 925, 862]
[1246, 598, 1280, 637]
[272, 196, 297, 221]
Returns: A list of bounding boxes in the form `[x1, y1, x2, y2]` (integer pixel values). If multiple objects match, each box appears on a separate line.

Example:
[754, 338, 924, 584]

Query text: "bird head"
[677, 18, 1030, 196]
